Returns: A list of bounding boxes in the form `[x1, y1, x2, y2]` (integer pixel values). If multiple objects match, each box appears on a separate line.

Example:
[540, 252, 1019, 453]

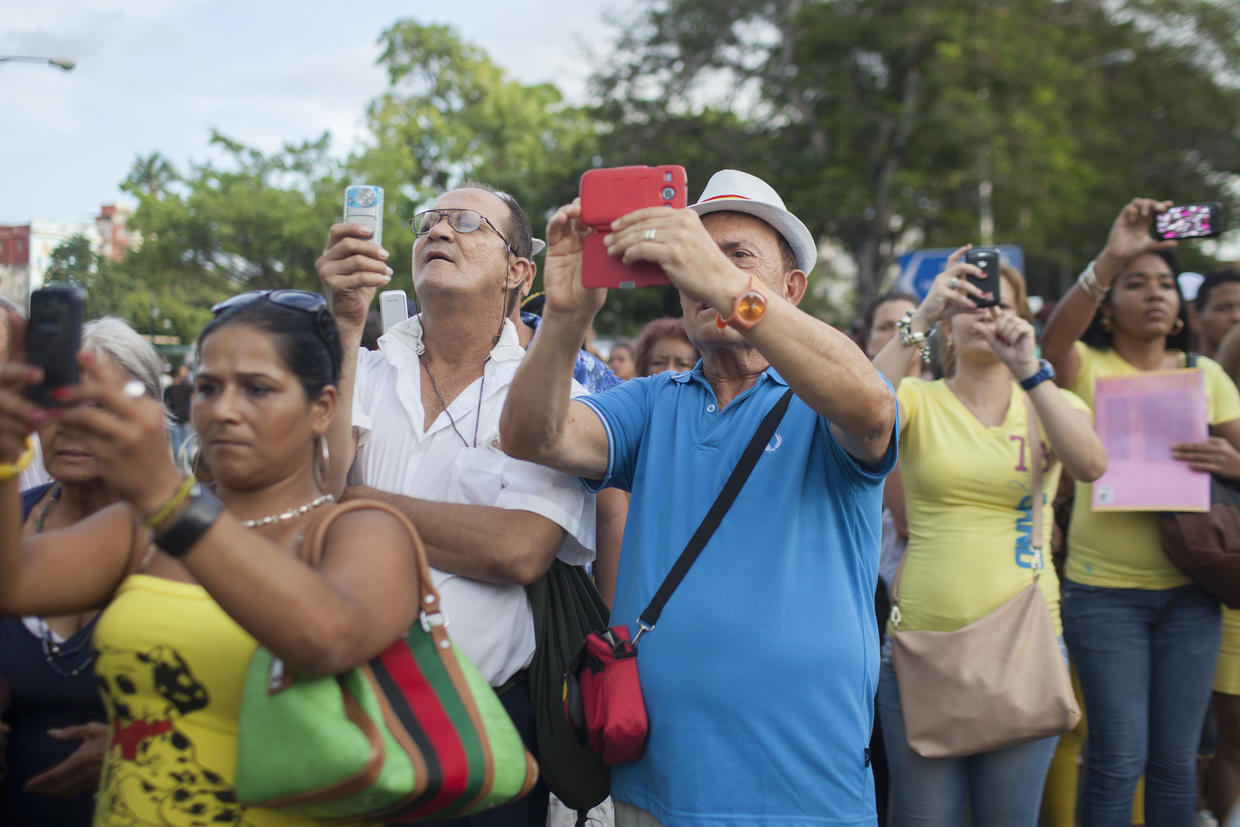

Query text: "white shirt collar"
[382, 314, 525, 363]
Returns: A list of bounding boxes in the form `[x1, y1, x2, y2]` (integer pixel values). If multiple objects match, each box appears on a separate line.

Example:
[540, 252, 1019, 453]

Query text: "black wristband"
[152, 484, 223, 558]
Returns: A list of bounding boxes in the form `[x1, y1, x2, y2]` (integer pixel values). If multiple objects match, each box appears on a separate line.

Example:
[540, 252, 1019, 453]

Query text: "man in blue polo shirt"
[501, 169, 897, 827]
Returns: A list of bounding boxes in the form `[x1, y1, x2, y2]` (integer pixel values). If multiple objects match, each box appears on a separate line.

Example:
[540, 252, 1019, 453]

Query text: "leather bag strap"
[1024, 393, 1044, 566]
[635, 388, 794, 639]
[297, 500, 443, 626]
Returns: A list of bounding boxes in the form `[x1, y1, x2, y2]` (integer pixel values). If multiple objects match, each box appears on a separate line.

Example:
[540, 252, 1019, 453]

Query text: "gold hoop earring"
[1170, 318, 1184, 336]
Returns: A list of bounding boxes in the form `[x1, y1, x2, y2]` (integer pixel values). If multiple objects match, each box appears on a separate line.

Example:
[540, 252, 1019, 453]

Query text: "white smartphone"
[343, 184, 384, 247]
[379, 290, 409, 333]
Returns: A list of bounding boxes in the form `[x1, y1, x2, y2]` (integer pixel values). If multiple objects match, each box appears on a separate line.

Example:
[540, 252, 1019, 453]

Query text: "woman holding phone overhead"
[1041, 198, 1240, 827]
[871, 246, 1106, 826]
[0, 291, 421, 825]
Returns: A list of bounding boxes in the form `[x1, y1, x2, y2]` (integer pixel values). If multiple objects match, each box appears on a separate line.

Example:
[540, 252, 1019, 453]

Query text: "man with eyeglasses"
[315, 183, 595, 827]
[501, 169, 898, 827]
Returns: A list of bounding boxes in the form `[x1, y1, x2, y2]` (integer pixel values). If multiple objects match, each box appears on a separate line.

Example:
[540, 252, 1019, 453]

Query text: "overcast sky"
[1, 1, 615, 226]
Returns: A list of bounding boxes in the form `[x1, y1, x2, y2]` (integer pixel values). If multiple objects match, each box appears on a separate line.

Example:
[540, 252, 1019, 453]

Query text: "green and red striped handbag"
[234, 500, 538, 822]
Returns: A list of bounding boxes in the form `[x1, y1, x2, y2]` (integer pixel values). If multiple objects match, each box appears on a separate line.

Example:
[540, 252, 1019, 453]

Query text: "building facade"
[0, 204, 131, 309]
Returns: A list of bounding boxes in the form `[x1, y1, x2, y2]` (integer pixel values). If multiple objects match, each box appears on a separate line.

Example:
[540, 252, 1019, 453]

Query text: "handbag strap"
[262, 499, 440, 694]
[1024, 393, 1045, 567]
[296, 499, 445, 632]
[890, 388, 1045, 616]
[634, 388, 794, 642]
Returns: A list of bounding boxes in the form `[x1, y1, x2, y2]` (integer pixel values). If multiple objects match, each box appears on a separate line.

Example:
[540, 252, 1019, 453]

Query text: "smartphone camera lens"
[661, 186, 676, 200]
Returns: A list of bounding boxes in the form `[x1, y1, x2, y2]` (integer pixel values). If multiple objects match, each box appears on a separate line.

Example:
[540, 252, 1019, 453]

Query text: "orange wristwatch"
[715, 273, 769, 331]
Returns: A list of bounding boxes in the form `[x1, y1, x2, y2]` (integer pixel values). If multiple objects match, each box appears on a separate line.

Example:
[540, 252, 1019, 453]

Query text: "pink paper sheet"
[1091, 368, 1209, 512]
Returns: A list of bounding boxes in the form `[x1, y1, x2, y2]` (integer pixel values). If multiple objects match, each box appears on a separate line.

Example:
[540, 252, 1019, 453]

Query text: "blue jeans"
[1062, 580, 1221, 827]
[877, 638, 1061, 826]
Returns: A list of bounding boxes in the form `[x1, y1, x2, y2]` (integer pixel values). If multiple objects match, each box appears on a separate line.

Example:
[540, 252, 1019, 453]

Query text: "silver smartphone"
[343, 184, 384, 247]
[379, 290, 409, 333]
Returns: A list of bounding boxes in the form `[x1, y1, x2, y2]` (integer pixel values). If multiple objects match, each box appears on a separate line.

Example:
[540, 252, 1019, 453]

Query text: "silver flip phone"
[343, 184, 384, 247]
[379, 290, 409, 333]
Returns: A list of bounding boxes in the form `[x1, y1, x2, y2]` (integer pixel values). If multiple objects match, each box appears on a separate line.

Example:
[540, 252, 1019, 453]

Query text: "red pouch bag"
[565, 626, 648, 765]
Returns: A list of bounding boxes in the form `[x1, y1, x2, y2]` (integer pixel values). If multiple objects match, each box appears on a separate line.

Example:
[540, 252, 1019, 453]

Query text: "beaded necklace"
[241, 494, 334, 528]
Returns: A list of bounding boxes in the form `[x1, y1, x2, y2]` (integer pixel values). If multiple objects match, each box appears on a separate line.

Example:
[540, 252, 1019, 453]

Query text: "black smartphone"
[24, 284, 86, 407]
[1150, 202, 1224, 241]
[964, 248, 1001, 308]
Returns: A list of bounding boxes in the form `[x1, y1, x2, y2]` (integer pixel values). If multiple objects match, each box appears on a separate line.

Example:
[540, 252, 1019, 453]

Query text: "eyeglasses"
[209, 290, 340, 376]
[409, 208, 513, 254]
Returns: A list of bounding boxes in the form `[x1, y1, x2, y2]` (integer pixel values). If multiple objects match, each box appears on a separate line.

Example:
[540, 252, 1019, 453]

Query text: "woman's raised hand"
[0, 363, 40, 468]
[51, 352, 182, 513]
[909, 245, 990, 333]
[1098, 198, 1177, 275]
[0, 310, 40, 467]
[982, 311, 1041, 380]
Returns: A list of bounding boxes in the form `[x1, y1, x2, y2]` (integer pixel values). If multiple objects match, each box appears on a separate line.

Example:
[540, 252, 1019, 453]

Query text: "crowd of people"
[0, 169, 1238, 827]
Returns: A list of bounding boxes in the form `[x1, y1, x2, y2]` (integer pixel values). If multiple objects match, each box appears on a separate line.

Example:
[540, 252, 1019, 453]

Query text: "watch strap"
[1019, 359, 1055, 392]
[152, 484, 224, 558]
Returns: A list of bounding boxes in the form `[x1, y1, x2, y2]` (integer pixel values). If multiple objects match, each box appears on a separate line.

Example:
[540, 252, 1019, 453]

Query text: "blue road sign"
[895, 246, 1025, 299]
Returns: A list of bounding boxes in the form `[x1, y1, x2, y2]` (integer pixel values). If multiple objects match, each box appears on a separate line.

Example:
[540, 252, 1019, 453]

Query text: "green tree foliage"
[118, 131, 349, 342]
[43, 235, 143, 324]
[123, 152, 179, 198]
[591, 0, 1240, 318]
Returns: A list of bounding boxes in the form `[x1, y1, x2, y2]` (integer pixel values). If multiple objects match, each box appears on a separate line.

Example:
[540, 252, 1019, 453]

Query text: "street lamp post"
[0, 56, 75, 71]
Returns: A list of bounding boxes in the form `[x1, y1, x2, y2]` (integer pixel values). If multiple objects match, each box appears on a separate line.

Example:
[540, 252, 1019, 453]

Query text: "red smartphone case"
[579, 165, 688, 289]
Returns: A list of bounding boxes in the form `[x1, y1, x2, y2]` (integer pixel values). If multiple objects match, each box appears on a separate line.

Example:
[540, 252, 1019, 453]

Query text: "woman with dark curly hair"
[1041, 198, 1240, 826]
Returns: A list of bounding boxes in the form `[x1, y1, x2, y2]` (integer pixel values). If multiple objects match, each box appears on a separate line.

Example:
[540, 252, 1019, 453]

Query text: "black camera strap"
[633, 388, 794, 642]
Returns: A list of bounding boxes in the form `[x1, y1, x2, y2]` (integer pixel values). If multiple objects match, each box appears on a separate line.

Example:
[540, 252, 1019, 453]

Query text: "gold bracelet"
[143, 476, 198, 528]
[0, 436, 35, 484]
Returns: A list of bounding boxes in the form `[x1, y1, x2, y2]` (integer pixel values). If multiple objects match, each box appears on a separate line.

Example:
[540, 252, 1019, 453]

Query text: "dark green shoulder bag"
[526, 559, 612, 822]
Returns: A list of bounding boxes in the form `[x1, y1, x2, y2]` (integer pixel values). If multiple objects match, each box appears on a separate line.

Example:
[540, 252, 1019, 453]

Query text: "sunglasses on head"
[211, 289, 328, 316]
[209, 290, 340, 375]
[409, 208, 514, 254]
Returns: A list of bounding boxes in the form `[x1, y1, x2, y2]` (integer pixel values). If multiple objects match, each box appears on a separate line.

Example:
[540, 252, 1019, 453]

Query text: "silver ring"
[949, 276, 959, 289]
[644, 229, 656, 242]
[122, 379, 146, 399]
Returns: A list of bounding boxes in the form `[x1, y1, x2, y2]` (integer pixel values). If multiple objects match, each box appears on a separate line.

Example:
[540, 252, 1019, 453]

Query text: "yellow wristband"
[0, 436, 36, 484]
[143, 476, 198, 528]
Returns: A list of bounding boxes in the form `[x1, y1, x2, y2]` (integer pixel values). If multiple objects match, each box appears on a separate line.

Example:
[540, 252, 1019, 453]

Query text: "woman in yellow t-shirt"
[0, 293, 423, 825]
[872, 251, 1105, 826]
[1042, 198, 1240, 827]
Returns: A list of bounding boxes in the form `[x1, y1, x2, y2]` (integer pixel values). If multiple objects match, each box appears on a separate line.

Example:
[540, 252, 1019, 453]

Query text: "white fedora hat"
[689, 169, 816, 273]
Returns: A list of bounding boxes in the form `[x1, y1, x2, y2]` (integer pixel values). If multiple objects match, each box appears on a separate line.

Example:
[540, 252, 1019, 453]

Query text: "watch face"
[737, 291, 766, 321]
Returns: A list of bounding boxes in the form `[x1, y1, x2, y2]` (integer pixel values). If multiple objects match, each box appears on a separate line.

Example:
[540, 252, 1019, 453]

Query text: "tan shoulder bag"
[888, 394, 1081, 758]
